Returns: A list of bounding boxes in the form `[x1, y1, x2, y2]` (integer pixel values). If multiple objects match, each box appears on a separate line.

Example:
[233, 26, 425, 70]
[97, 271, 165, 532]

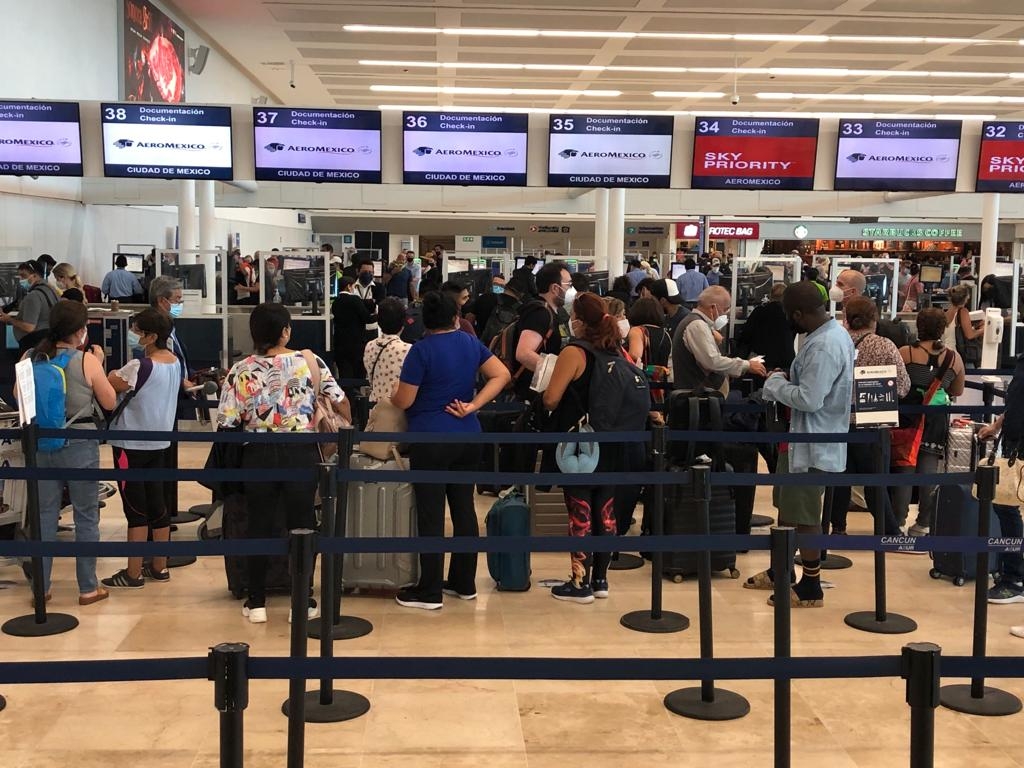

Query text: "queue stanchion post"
[298, 460, 370, 724]
[902, 642, 941, 768]
[166, 435, 198, 568]
[308, 429, 373, 642]
[845, 427, 917, 635]
[940, 463, 1022, 716]
[208, 641, 249, 768]
[771, 526, 796, 768]
[281, 528, 316, 766]
[610, 439, 645, 571]
[2, 420, 79, 638]
[664, 465, 749, 720]
[621, 424, 689, 634]
[816, 487, 852, 570]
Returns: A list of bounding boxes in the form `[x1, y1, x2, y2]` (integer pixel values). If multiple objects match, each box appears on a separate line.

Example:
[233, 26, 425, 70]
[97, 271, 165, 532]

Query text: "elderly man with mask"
[832, 268, 914, 348]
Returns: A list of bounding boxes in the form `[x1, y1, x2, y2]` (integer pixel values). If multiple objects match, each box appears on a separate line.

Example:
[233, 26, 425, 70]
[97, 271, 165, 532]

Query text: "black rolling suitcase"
[930, 484, 998, 587]
[222, 493, 292, 599]
[476, 403, 525, 496]
[660, 394, 739, 582]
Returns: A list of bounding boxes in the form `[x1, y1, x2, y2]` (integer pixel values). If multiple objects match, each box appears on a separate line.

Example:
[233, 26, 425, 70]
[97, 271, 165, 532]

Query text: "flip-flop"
[767, 588, 824, 608]
[743, 570, 774, 590]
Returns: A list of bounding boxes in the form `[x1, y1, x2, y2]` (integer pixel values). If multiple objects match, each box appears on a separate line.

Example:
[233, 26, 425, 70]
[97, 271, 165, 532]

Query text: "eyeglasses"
[560, 281, 573, 288]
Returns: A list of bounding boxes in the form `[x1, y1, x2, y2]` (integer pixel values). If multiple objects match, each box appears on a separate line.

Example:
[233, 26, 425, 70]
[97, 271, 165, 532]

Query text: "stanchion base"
[307, 615, 374, 640]
[167, 556, 196, 569]
[751, 514, 774, 528]
[188, 504, 214, 518]
[844, 610, 917, 635]
[940, 684, 1023, 716]
[0, 694, 5, 712]
[620, 610, 689, 634]
[609, 553, 645, 571]
[2, 611, 79, 637]
[795, 553, 853, 571]
[281, 690, 371, 723]
[664, 687, 751, 721]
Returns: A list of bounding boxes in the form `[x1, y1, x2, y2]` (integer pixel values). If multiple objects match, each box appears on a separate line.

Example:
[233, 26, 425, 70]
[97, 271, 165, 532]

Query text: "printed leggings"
[564, 485, 616, 585]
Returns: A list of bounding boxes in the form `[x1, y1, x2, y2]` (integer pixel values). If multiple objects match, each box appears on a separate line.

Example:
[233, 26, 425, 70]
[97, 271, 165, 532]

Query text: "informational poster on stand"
[547, 114, 673, 188]
[834, 119, 961, 192]
[253, 108, 381, 183]
[691, 117, 818, 190]
[975, 121, 1024, 193]
[14, 359, 34, 427]
[403, 112, 527, 186]
[122, 0, 186, 103]
[853, 365, 899, 427]
[101, 103, 233, 180]
[0, 101, 82, 177]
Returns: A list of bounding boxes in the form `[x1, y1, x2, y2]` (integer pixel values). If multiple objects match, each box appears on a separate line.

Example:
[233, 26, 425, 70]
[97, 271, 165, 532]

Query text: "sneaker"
[141, 564, 170, 582]
[908, 524, 930, 537]
[395, 589, 443, 611]
[242, 602, 267, 624]
[987, 582, 1024, 605]
[592, 579, 609, 599]
[1010, 626, 1024, 639]
[550, 580, 595, 604]
[288, 600, 320, 623]
[101, 569, 144, 589]
[442, 582, 477, 601]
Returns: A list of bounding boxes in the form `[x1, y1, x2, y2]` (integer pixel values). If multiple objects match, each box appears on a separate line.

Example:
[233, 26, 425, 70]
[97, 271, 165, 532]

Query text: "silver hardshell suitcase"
[343, 451, 418, 590]
[945, 424, 978, 474]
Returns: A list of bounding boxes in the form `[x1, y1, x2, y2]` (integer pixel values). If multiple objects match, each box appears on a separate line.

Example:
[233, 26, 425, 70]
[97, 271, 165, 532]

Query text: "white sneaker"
[908, 524, 930, 537]
[242, 604, 267, 624]
[1010, 626, 1024, 639]
[288, 603, 320, 624]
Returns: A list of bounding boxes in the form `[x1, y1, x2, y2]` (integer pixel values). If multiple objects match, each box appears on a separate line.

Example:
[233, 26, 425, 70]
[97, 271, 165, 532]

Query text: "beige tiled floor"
[1, 443, 1023, 767]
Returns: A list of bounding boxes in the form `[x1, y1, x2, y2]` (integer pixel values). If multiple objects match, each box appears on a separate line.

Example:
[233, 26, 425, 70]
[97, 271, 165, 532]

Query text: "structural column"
[979, 193, 1000, 281]
[607, 188, 626, 282]
[196, 180, 217, 313]
[177, 180, 197, 265]
[593, 188, 609, 271]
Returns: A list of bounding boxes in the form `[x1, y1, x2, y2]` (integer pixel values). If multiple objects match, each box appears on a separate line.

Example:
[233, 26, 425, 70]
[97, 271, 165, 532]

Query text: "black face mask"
[787, 313, 804, 336]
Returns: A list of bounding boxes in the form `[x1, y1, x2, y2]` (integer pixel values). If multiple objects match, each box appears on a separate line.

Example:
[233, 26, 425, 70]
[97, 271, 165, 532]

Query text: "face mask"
[18, 278, 30, 291]
[358, 273, 373, 286]
[78, 329, 89, 349]
[127, 330, 142, 349]
[617, 318, 630, 340]
[564, 286, 577, 307]
[569, 319, 580, 338]
[828, 286, 845, 304]
[713, 314, 729, 332]
[492, 285, 505, 294]
[169, 302, 184, 318]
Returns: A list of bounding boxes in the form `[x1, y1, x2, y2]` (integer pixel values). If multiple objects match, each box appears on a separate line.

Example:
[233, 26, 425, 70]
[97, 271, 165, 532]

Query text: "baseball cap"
[649, 278, 681, 304]
[711, 258, 721, 267]
[330, 255, 343, 265]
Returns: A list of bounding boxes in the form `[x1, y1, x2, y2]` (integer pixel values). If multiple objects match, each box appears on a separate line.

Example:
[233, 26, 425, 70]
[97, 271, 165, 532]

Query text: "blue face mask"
[492, 285, 505, 294]
[127, 330, 142, 349]
[169, 302, 184, 318]
[18, 278, 30, 291]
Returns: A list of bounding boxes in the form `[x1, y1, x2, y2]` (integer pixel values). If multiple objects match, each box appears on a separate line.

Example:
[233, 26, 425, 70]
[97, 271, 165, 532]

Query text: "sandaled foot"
[767, 587, 824, 608]
[79, 588, 109, 606]
[744, 570, 775, 590]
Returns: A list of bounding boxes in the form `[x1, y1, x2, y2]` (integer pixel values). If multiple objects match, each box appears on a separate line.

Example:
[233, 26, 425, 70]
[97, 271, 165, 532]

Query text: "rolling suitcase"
[661, 467, 740, 582]
[343, 451, 418, 590]
[223, 492, 292, 600]
[930, 484, 998, 586]
[485, 489, 531, 591]
[476, 404, 524, 496]
[945, 422, 978, 473]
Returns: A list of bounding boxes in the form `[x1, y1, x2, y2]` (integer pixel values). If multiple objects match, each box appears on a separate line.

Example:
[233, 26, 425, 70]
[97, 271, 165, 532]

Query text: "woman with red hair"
[542, 292, 647, 604]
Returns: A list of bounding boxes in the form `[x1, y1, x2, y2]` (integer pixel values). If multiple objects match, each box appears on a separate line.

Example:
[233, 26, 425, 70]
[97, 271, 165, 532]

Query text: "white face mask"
[79, 329, 89, 348]
[569, 319, 580, 338]
[564, 286, 577, 309]
[828, 286, 845, 304]
[713, 314, 729, 332]
[617, 318, 630, 339]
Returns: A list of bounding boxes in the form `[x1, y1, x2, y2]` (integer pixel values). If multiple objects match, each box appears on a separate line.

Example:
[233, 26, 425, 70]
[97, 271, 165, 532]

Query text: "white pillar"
[980, 193, 1001, 281]
[177, 180, 196, 264]
[196, 180, 216, 313]
[607, 188, 626, 283]
[593, 188, 609, 271]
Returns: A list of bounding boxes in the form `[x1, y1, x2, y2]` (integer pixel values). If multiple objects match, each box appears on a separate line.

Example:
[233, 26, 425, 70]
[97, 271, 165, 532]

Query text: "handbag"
[359, 338, 408, 460]
[891, 349, 953, 468]
[303, 349, 351, 462]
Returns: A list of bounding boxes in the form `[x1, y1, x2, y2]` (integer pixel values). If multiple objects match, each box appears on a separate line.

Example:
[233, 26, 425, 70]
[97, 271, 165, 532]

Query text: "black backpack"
[480, 292, 522, 348]
[570, 341, 649, 432]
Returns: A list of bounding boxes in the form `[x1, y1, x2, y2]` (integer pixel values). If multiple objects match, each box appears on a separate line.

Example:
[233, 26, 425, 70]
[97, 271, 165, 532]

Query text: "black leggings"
[112, 447, 170, 530]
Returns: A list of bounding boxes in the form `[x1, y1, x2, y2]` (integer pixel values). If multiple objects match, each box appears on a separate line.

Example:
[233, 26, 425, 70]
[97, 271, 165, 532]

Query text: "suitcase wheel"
[954, 576, 966, 587]
[197, 522, 209, 540]
[671, 574, 684, 584]
[728, 568, 740, 579]
[929, 569, 942, 580]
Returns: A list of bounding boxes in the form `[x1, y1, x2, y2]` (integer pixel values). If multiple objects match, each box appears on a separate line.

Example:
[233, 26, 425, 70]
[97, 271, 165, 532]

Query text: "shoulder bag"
[360, 338, 408, 460]
[891, 348, 953, 468]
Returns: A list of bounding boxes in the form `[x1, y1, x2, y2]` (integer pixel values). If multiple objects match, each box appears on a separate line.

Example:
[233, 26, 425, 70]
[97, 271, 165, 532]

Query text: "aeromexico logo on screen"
[558, 148, 663, 160]
[112, 138, 223, 151]
[412, 146, 518, 157]
[264, 142, 373, 155]
[1, 137, 73, 147]
[846, 151, 951, 165]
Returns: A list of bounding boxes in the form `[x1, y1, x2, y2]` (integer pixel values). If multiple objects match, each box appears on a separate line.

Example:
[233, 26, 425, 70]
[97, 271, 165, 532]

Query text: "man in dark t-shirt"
[512, 262, 569, 400]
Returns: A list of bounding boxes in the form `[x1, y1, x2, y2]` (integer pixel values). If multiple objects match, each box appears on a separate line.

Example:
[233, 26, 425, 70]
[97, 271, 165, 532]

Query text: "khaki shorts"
[772, 452, 826, 527]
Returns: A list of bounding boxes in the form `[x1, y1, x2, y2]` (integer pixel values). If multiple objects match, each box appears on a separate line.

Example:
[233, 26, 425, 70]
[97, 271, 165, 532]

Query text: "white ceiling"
[169, 0, 1024, 117]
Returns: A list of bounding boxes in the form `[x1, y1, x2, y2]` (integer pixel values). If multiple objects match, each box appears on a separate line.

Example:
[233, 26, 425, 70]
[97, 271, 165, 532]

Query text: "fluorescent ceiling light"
[370, 85, 621, 96]
[650, 91, 726, 98]
[757, 91, 1024, 105]
[344, 24, 1014, 46]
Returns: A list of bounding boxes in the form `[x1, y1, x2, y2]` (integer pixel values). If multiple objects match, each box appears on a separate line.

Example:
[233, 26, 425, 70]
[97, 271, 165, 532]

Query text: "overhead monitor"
[101, 102, 233, 179]
[113, 253, 145, 273]
[0, 101, 83, 177]
[920, 265, 943, 284]
[402, 112, 528, 185]
[447, 258, 470, 274]
[691, 116, 818, 191]
[547, 114, 673, 188]
[834, 119, 961, 192]
[670, 263, 687, 280]
[253, 107, 381, 183]
[976, 121, 1024, 193]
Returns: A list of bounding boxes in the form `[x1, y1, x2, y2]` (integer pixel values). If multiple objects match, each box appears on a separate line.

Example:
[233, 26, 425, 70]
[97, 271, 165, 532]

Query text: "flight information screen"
[0, 101, 82, 177]
[547, 114, 673, 188]
[834, 119, 961, 192]
[403, 112, 527, 185]
[976, 121, 1024, 193]
[691, 116, 818, 190]
[254, 108, 381, 183]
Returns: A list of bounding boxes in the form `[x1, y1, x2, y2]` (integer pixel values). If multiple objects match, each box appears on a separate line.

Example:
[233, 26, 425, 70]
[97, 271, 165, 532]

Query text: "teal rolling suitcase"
[485, 490, 531, 591]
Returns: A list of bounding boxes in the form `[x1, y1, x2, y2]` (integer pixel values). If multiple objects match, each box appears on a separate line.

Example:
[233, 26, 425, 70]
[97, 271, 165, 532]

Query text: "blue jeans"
[36, 439, 100, 594]
[994, 503, 1024, 583]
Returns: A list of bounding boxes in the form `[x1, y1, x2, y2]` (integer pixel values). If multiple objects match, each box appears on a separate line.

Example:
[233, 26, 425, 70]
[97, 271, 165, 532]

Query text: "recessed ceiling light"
[756, 92, 1024, 105]
[650, 91, 726, 98]
[370, 85, 621, 96]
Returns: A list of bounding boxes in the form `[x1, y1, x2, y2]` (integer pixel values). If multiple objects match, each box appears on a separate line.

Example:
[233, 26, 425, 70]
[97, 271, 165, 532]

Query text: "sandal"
[767, 588, 824, 609]
[743, 570, 775, 590]
[79, 588, 109, 606]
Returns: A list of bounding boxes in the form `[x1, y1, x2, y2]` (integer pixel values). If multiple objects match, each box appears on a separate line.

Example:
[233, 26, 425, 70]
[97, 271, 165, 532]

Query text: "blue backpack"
[32, 349, 91, 452]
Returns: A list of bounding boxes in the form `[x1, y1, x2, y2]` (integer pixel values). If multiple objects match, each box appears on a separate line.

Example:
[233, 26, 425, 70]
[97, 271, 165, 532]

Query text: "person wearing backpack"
[19, 300, 117, 606]
[893, 309, 965, 535]
[0, 259, 59, 353]
[541, 292, 650, 604]
[101, 309, 182, 589]
[509, 262, 570, 400]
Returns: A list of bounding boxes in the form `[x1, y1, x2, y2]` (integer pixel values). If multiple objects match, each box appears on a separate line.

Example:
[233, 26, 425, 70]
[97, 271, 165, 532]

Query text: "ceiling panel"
[641, 15, 822, 34]
[457, 12, 629, 30]
[862, 0, 1023, 15]
[824, 19, 999, 36]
